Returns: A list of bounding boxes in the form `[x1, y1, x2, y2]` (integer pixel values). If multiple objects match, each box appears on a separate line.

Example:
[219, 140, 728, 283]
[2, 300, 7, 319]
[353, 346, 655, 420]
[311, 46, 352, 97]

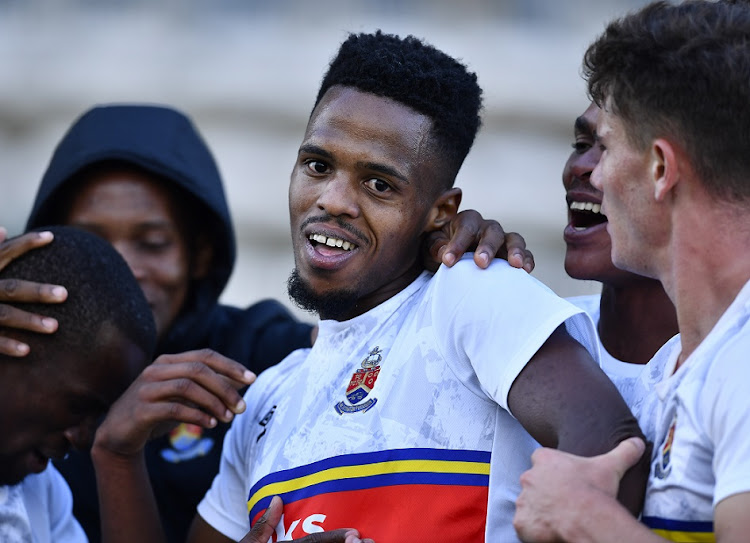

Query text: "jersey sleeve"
[704, 333, 750, 507]
[431, 257, 597, 412]
[197, 351, 308, 539]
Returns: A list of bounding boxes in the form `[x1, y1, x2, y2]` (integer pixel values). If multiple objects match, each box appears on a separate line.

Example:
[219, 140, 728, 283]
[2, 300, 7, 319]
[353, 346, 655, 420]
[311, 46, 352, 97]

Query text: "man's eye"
[306, 160, 328, 174]
[365, 178, 391, 193]
[571, 141, 592, 154]
[139, 239, 170, 252]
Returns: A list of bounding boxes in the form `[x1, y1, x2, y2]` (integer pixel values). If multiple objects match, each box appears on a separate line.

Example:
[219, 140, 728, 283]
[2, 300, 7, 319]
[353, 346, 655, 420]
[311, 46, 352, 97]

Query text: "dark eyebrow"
[298, 144, 333, 159]
[358, 161, 409, 185]
[299, 144, 409, 185]
[574, 115, 594, 137]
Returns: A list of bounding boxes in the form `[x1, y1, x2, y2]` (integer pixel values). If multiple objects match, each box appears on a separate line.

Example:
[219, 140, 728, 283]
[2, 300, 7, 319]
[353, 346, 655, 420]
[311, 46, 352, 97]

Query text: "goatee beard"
[287, 269, 360, 321]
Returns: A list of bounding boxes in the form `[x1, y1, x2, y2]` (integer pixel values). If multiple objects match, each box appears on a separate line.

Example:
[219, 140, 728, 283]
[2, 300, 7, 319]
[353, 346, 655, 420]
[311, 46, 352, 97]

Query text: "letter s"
[302, 513, 326, 534]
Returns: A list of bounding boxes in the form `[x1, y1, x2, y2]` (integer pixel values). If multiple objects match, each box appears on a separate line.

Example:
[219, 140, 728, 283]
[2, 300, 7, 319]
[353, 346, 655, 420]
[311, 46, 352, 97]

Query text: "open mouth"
[568, 200, 607, 231]
[308, 233, 357, 252]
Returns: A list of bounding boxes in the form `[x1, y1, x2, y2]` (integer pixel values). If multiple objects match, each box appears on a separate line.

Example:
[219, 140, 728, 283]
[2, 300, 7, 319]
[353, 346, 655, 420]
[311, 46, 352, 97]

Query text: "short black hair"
[584, 0, 750, 202]
[0, 226, 156, 366]
[314, 30, 483, 185]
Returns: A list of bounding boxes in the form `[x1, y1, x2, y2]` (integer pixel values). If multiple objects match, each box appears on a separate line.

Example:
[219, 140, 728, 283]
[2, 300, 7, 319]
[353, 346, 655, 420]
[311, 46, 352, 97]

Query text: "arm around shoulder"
[508, 325, 649, 515]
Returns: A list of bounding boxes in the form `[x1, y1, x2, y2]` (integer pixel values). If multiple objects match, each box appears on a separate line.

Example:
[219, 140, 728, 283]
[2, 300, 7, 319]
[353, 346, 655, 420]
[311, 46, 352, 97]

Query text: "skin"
[288, 85, 461, 320]
[0, 187, 533, 357]
[0, 328, 147, 486]
[563, 103, 677, 365]
[194, 87, 647, 541]
[513, 102, 750, 542]
[0, 229, 67, 356]
[64, 171, 208, 340]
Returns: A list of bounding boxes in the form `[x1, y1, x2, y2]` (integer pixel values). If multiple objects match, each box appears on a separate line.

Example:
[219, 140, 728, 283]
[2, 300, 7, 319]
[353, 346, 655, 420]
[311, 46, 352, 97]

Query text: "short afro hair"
[0, 225, 156, 366]
[314, 30, 483, 184]
[584, 0, 750, 202]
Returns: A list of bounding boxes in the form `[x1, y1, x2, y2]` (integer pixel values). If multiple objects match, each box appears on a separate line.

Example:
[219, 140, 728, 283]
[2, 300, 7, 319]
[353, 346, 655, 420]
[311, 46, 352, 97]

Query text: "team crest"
[160, 423, 214, 463]
[655, 412, 677, 479]
[335, 346, 383, 415]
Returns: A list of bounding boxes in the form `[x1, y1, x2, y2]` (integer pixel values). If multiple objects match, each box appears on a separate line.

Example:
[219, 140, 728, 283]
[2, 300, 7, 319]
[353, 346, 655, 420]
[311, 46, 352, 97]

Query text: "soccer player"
[514, 2, 750, 541]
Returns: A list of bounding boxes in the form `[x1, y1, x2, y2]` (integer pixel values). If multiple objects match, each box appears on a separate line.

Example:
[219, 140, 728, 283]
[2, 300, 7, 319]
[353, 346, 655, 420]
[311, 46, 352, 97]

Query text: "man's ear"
[192, 234, 214, 280]
[425, 187, 462, 232]
[652, 138, 680, 202]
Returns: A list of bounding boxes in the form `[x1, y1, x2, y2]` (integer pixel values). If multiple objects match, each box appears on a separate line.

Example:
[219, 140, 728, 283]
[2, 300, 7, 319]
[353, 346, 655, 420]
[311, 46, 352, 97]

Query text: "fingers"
[470, 220, 505, 269]
[607, 437, 646, 477]
[0, 230, 68, 357]
[502, 232, 535, 273]
[0, 303, 59, 357]
[157, 348, 256, 392]
[295, 529, 363, 543]
[240, 497, 370, 543]
[139, 350, 256, 424]
[240, 496, 284, 543]
[439, 210, 484, 268]
[0, 230, 55, 269]
[95, 349, 258, 456]
[0, 277, 68, 305]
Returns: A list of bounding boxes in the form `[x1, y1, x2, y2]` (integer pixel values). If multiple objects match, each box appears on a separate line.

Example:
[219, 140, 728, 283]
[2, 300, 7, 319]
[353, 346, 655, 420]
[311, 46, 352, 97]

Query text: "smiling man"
[92, 31, 647, 543]
[0, 226, 156, 542]
[186, 31, 647, 543]
[562, 103, 677, 405]
[513, 2, 750, 542]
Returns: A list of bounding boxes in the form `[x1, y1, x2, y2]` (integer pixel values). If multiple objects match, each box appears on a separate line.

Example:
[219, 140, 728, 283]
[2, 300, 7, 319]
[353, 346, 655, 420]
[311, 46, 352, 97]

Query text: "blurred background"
[0, 0, 651, 323]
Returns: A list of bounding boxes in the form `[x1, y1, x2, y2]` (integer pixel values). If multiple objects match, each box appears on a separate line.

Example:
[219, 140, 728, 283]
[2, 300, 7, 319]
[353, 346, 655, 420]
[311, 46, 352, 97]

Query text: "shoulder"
[21, 465, 86, 542]
[431, 255, 560, 300]
[565, 294, 601, 317]
[242, 349, 310, 410]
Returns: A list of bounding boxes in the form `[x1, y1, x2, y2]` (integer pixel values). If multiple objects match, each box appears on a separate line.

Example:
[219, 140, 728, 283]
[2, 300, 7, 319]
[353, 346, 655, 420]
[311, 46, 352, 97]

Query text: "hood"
[26, 103, 236, 352]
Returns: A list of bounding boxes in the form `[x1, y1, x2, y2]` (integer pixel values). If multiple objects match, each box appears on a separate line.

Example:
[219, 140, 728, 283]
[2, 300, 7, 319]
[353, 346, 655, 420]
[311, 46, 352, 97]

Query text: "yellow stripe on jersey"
[651, 528, 715, 542]
[247, 457, 490, 514]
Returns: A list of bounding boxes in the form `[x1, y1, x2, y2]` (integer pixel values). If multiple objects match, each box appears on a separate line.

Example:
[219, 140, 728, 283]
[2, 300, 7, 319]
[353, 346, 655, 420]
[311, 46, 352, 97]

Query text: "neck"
[598, 279, 678, 365]
[663, 196, 750, 367]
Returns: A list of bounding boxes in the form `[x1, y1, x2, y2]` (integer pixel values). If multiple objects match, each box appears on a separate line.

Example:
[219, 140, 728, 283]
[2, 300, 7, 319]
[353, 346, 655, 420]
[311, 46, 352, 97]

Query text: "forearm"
[92, 444, 166, 543]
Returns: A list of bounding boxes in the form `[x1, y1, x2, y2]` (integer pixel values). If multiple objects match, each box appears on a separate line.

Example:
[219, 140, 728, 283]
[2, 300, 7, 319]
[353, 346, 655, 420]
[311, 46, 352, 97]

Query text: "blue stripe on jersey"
[247, 447, 490, 495]
[642, 517, 714, 532]
[246, 448, 491, 521]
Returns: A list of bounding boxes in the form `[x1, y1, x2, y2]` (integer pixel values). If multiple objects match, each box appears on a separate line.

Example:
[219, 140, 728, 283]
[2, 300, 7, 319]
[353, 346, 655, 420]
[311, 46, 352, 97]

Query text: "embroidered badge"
[335, 346, 383, 415]
[655, 412, 677, 479]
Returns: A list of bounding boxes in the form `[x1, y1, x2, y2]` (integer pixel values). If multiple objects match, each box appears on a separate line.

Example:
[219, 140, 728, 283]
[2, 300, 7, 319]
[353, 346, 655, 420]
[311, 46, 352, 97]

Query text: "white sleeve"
[197, 355, 300, 540]
[705, 334, 750, 507]
[431, 258, 597, 411]
[23, 465, 87, 543]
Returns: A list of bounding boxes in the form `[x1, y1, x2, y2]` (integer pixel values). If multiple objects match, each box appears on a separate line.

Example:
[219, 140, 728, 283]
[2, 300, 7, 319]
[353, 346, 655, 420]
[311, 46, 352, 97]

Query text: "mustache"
[301, 214, 368, 245]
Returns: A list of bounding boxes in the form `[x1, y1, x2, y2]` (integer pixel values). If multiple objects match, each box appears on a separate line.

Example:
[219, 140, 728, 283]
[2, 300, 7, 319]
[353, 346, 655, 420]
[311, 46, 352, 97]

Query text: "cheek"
[154, 247, 191, 287]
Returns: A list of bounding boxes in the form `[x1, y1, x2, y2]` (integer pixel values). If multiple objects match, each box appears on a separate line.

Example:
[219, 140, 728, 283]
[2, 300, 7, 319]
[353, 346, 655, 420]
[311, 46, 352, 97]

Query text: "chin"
[564, 251, 614, 281]
[287, 268, 359, 320]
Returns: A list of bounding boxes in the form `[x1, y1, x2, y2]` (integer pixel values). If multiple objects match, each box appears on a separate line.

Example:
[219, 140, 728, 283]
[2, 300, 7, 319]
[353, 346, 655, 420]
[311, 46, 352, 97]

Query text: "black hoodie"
[27, 104, 313, 543]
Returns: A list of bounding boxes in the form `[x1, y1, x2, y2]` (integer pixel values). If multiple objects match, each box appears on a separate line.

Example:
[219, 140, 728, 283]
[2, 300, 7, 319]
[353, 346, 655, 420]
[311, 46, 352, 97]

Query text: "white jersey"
[566, 294, 647, 408]
[636, 279, 750, 541]
[198, 258, 597, 543]
[0, 464, 86, 543]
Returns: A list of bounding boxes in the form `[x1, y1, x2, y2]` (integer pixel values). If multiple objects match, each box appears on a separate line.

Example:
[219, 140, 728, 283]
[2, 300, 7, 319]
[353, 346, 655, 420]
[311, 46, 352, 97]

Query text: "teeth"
[309, 233, 356, 251]
[570, 201, 603, 214]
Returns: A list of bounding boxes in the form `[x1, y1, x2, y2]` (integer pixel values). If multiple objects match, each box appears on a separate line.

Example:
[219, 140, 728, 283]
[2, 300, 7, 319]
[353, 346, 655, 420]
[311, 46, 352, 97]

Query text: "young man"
[562, 102, 678, 405]
[90, 31, 646, 543]
[0, 104, 524, 543]
[513, 2, 750, 541]
[0, 226, 156, 541]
